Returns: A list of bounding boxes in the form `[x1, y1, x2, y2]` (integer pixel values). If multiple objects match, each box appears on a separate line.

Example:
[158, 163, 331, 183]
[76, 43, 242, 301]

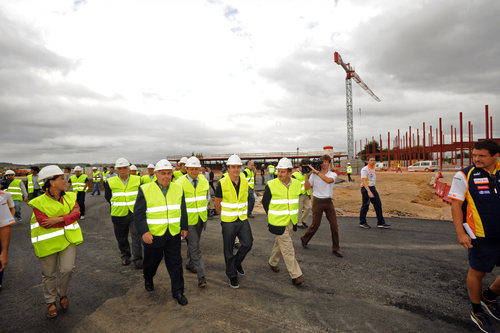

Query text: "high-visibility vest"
[141, 174, 157, 184]
[172, 170, 184, 183]
[28, 192, 83, 258]
[291, 171, 311, 195]
[107, 175, 141, 216]
[27, 174, 44, 194]
[70, 174, 88, 192]
[268, 165, 275, 174]
[102, 171, 110, 182]
[220, 173, 248, 222]
[7, 179, 23, 201]
[244, 168, 255, 189]
[141, 181, 183, 236]
[347, 166, 353, 174]
[273, 168, 278, 176]
[178, 174, 208, 225]
[267, 178, 301, 226]
[92, 171, 101, 183]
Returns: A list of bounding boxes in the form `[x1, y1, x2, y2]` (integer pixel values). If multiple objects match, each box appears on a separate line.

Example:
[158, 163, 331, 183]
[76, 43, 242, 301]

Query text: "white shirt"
[448, 171, 467, 201]
[0, 190, 15, 227]
[360, 166, 376, 187]
[308, 171, 337, 199]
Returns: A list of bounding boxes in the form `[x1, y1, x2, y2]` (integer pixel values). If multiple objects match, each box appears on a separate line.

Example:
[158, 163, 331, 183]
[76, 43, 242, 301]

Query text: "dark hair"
[42, 174, 64, 193]
[367, 156, 376, 161]
[320, 155, 331, 163]
[32, 166, 40, 172]
[473, 140, 500, 156]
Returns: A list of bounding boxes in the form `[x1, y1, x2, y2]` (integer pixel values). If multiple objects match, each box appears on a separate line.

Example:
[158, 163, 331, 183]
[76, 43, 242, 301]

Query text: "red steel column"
[468, 121, 472, 165]
[388, 131, 391, 168]
[423, 122, 426, 160]
[486, 105, 489, 139]
[439, 117, 443, 169]
[490, 116, 493, 138]
[379, 134, 383, 163]
[460, 112, 463, 168]
[417, 129, 420, 160]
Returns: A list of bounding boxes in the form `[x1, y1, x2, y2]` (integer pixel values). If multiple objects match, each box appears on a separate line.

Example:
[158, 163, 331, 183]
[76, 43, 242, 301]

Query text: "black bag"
[268, 223, 285, 235]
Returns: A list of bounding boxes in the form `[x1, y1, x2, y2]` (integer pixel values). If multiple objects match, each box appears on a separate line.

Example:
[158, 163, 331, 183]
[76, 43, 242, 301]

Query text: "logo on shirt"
[477, 185, 489, 190]
[473, 172, 481, 176]
[474, 178, 489, 184]
[479, 190, 491, 195]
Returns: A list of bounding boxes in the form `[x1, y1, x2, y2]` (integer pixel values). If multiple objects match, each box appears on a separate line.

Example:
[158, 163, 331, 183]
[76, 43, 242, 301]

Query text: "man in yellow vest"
[244, 160, 256, 218]
[178, 156, 209, 288]
[262, 158, 304, 286]
[3, 170, 28, 223]
[291, 159, 312, 229]
[104, 158, 143, 268]
[267, 163, 275, 183]
[66, 166, 89, 220]
[129, 165, 138, 176]
[134, 159, 188, 305]
[346, 162, 353, 182]
[172, 157, 188, 182]
[140, 164, 156, 184]
[27, 166, 43, 199]
[215, 154, 253, 289]
[91, 167, 101, 196]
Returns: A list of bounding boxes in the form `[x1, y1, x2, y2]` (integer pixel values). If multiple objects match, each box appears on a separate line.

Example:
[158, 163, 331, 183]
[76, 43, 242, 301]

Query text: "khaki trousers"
[38, 244, 76, 304]
[269, 223, 302, 279]
[299, 194, 312, 224]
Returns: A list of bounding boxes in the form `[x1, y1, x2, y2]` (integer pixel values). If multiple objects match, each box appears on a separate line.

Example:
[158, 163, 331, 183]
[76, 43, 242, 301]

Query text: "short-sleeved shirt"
[0, 190, 15, 227]
[308, 171, 337, 199]
[360, 165, 376, 187]
[448, 171, 467, 201]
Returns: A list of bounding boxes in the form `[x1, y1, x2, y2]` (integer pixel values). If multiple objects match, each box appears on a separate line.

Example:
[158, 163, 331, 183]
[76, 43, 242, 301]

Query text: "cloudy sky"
[0, 0, 498, 164]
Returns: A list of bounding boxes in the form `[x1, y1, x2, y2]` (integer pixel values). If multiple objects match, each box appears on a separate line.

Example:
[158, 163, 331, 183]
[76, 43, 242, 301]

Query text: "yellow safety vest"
[291, 171, 311, 195]
[178, 174, 208, 225]
[244, 168, 255, 189]
[28, 192, 83, 258]
[141, 174, 157, 184]
[347, 166, 353, 174]
[27, 174, 44, 194]
[268, 165, 275, 174]
[108, 175, 141, 216]
[70, 174, 88, 192]
[102, 171, 110, 182]
[92, 171, 101, 183]
[141, 181, 183, 236]
[172, 170, 184, 183]
[267, 178, 301, 226]
[220, 173, 248, 222]
[7, 179, 23, 201]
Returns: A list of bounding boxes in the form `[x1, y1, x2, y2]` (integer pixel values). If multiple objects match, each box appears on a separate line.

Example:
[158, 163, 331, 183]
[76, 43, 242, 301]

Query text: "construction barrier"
[434, 178, 452, 205]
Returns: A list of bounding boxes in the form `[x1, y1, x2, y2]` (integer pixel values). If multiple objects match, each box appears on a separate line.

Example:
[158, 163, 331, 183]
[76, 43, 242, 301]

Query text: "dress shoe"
[135, 261, 143, 269]
[332, 250, 344, 258]
[300, 237, 308, 249]
[174, 293, 188, 306]
[121, 258, 131, 266]
[269, 264, 280, 273]
[292, 277, 304, 286]
[198, 277, 207, 288]
[145, 280, 154, 291]
[185, 265, 197, 274]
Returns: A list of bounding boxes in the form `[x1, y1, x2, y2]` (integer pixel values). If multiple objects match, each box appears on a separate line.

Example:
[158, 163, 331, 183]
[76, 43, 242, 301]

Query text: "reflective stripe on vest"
[267, 178, 301, 226]
[27, 174, 44, 193]
[70, 174, 88, 192]
[244, 168, 255, 189]
[7, 179, 23, 201]
[141, 181, 183, 236]
[178, 175, 209, 225]
[220, 173, 248, 222]
[28, 192, 83, 258]
[108, 175, 141, 216]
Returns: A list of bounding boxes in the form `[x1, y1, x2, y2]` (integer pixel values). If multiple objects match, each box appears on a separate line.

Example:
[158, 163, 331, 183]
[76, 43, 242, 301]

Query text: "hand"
[40, 217, 62, 227]
[181, 230, 188, 239]
[23, 197, 28, 202]
[142, 232, 153, 244]
[308, 164, 318, 175]
[368, 191, 375, 198]
[0, 252, 7, 272]
[458, 233, 473, 249]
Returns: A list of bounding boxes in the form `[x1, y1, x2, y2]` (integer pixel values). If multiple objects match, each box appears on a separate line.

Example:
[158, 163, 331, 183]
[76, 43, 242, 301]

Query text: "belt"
[313, 197, 332, 201]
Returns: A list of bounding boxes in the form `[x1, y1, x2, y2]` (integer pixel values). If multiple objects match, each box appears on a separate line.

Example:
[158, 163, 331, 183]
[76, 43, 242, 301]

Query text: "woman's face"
[50, 175, 67, 192]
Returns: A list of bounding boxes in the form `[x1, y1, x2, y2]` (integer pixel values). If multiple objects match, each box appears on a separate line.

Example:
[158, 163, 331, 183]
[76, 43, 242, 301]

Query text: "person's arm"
[304, 172, 314, 190]
[0, 226, 11, 272]
[65, 179, 72, 192]
[311, 168, 335, 184]
[180, 195, 188, 238]
[104, 181, 112, 203]
[448, 171, 471, 248]
[83, 176, 89, 192]
[360, 169, 374, 198]
[214, 181, 222, 214]
[20, 181, 28, 201]
[133, 187, 153, 244]
[262, 185, 271, 213]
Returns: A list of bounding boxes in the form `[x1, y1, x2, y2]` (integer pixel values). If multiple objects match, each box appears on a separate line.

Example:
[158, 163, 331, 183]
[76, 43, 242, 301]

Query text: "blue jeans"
[248, 188, 255, 215]
[267, 174, 274, 183]
[261, 176, 265, 185]
[91, 182, 101, 195]
[14, 200, 21, 220]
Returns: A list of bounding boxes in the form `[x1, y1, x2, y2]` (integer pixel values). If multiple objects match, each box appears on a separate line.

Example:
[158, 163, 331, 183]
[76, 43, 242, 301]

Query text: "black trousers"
[112, 213, 143, 262]
[360, 186, 385, 225]
[143, 233, 184, 296]
[347, 173, 352, 182]
[221, 220, 253, 279]
[29, 189, 42, 200]
[76, 191, 86, 216]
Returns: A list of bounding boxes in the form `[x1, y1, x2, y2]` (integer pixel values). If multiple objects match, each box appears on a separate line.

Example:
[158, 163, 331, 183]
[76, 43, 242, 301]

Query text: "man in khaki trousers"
[262, 158, 304, 286]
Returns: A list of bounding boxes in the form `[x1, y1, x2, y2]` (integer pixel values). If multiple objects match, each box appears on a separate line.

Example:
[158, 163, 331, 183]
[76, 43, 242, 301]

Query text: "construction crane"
[334, 51, 381, 159]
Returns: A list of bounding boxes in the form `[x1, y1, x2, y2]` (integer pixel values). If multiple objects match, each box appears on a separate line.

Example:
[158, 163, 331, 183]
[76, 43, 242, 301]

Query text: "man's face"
[148, 168, 155, 176]
[129, 170, 137, 175]
[321, 159, 330, 170]
[228, 165, 241, 177]
[156, 170, 173, 186]
[368, 158, 376, 167]
[187, 167, 199, 179]
[75, 171, 82, 176]
[117, 166, 129, 177]
[277, 169, 291, 182]
[248, 161, 254, 170]
[110, 167, 115, 173]
[201, 167, 206, 173]
[473, 149, 499, 169]
[180, 163, 186, 173]
[6, 174, 14, 180]
[64, 169, 70, 174]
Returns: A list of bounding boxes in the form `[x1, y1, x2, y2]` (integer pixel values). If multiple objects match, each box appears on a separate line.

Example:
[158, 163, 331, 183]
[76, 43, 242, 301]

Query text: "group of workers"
[0, 139, 498, 333]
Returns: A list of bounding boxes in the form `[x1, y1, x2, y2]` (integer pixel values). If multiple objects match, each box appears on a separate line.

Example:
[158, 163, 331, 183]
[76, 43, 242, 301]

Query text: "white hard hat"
[227, 154, 242, 166]
[277, 157, 293, 170]
[347, 162, 351, 165]
[115, 157, 130, 168]
[155, 159, 173, 171]
[185, 156, 201, 168]
[179, 156, 188, 164]
[92, 167, 97, 170]
[4, 170, 15, 176]
[74, 165, 83, 172]
[130, 165, 138, 171]
[147, 164, 155, 169]
[39, 165, 64, 181]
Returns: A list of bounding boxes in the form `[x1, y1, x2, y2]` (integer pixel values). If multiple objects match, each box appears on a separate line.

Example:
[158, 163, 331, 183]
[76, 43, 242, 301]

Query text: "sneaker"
[470, 311, 496, 333]
[377, 224, 391, 229]
[234, 242, 241, 249]
[236, 264, 245, 276]
[482, 297, 500, 321]
[80, 216, 85, 220]
[359, 224, 371, 229]
[229, 277, 239, 289]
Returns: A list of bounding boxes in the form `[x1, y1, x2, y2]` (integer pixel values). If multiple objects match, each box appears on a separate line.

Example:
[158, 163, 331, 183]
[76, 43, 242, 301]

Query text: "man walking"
[244, 160, 256, 218]
[105, 158, 143, 268]
[134, 159, 188, 306]
[66, 166, 89, 220]
[300, 155, 343, 257]
[261, 164, 265, 185]
[3, 170, 28, 223]
[215, 154, 253, 289]
[359, 157, 391, 229]
[267, 164, 275, 183]
[91, 167, 101, 196]
[291, 160, 311, 229]
[262, 158, 304, 286]
[346, 162, 353, 182]
[448, 139, 500, 332]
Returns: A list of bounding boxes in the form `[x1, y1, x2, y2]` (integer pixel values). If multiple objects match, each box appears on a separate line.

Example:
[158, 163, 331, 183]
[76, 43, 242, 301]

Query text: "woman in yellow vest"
[28, 165, 83, 319]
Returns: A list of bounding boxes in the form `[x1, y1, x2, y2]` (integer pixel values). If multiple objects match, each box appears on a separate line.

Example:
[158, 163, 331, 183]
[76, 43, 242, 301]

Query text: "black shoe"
[145, 280, 154, 291]
[302, 222, 308, 228]
[377, 224, 391, 229]
[236, 264, 245, 276]
[174, 293, 188, 306]
[471, 311, 496, 332]
[359, 223, 371, 229]
[229, 277, 239, 289]
[482, 297, 500, 321]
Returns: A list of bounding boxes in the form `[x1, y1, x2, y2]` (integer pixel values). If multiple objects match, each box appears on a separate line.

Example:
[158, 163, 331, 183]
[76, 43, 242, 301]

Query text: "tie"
[193, 179, 197, 188]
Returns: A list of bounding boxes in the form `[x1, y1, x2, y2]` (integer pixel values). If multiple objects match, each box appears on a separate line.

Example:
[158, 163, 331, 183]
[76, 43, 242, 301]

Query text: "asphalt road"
[1, 192, 491, 332]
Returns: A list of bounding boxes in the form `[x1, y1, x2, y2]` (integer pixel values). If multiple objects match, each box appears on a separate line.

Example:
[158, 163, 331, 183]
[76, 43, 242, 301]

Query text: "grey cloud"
[224, 5, 238, 20]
